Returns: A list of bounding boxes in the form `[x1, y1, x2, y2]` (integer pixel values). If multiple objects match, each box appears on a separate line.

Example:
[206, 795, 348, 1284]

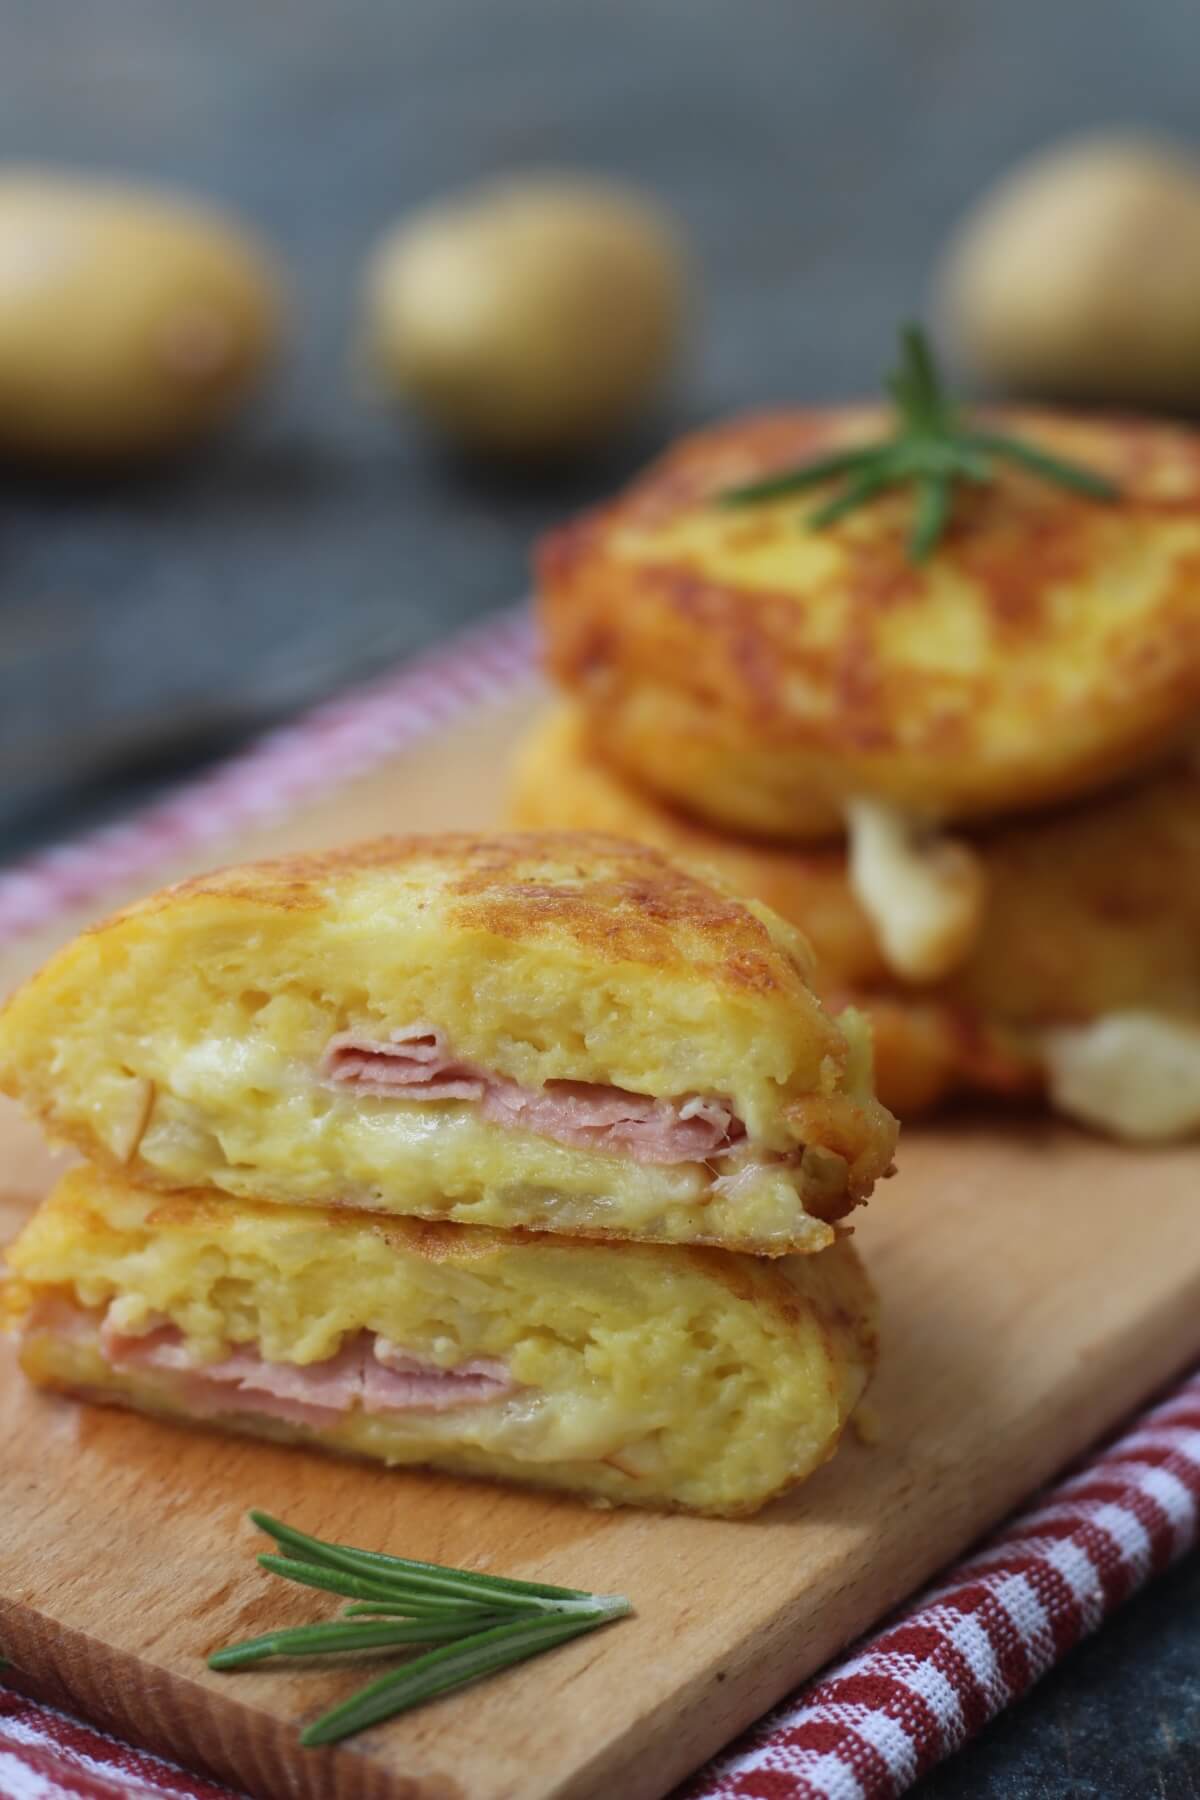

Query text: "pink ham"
[321, 1024, 487, 1102]
[97, 1311, 515, 1429]
[320, 1023, 743, 1164]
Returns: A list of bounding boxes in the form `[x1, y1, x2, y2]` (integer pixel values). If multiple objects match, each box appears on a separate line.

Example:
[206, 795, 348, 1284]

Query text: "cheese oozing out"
[845, 797, 987, 984]
[1042, 1011, 1200, 1142]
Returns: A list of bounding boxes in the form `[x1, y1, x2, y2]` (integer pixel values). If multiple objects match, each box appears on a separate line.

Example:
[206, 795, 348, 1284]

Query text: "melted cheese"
[1043, 1011, 1200, 1141]
[845, 798, 986, 983]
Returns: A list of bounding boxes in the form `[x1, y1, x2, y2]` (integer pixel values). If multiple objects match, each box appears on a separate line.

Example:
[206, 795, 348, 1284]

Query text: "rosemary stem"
[341, 1600, 504, 1620]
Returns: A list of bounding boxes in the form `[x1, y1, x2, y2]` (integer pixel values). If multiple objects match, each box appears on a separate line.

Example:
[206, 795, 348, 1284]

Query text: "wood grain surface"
[2, 690, 1199, 1800]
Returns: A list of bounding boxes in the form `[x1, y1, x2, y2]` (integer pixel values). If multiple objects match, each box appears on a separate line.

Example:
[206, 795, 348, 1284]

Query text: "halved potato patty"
[3, 1164, 878, 1517]
[538, 406, 1200, 839]
[0, 832, 896, 1254]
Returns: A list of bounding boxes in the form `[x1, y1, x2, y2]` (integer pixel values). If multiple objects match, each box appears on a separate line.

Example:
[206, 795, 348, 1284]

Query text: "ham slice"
[97, 1311, 515, 1429]
[320, 1023, 743, 1164]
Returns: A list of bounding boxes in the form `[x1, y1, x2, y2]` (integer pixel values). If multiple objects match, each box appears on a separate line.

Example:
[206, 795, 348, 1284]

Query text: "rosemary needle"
[254, 1555, 429, 1609]
[250, 1510, 601, 1609]
[299, 1612, 609, 1748]
[210, 1512, 633, 1748]
[209, 1614, 512, 1670]
[720, 322, 1119, 562]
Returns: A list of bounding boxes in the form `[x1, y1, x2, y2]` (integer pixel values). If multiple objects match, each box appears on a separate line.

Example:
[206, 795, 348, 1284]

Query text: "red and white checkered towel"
[1, 609, 1197, 1800]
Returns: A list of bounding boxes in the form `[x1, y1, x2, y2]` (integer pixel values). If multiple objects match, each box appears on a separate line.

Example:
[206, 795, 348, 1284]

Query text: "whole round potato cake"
[538, 406, 1200, 840]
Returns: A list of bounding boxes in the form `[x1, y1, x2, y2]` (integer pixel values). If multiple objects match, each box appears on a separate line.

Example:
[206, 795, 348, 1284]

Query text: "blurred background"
[2, 0, 1199, 858]
[3, 7, 1200, 1793]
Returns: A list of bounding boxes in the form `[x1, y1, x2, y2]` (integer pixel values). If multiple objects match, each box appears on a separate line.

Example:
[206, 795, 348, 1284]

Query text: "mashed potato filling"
[5, 1165, 879, 1516]
[135, 1046, 843, 1254]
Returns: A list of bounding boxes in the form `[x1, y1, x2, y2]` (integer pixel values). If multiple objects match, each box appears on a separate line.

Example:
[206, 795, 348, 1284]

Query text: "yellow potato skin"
[363, 175, 685, 455]
[538, 406, 1200, 839]
[510, 706, 1200, 1116]
[0, 833, 896, 1253]
[939, 135, 1200, 409]
[5, 1165, 878, 1517]
[0, 169, 281, 460]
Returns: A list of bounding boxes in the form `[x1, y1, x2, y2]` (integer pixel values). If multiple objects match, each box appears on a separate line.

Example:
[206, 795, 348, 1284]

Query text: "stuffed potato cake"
[4, 1164, 878, 1517]
[0, 832, 896, 1254]
[538, 406, 1200, 841]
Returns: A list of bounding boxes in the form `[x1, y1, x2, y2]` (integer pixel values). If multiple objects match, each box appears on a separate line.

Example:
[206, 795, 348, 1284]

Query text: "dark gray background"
[1, 2, 1198, 1794]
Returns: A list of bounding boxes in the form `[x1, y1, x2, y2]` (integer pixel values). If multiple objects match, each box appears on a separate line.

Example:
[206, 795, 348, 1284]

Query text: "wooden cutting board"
[2, 684, 1199, 1800]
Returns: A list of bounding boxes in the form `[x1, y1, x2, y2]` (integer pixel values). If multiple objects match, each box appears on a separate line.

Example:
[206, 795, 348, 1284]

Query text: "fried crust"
[79, 829, 821, 999]
[538, 405, 1200, 838]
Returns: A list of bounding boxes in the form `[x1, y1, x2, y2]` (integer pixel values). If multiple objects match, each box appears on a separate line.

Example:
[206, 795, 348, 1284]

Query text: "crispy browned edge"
[38, 829, 826, 1000]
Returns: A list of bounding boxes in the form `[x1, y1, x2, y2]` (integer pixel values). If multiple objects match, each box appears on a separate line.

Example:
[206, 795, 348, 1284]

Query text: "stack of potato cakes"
[517, 407, 1200, 1138]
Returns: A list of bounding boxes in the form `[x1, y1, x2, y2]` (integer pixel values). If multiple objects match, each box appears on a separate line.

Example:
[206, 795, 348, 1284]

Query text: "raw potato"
[938, 134, 1200, 407]
[0, 169, 282, 461]
[363, 174, 687, 454]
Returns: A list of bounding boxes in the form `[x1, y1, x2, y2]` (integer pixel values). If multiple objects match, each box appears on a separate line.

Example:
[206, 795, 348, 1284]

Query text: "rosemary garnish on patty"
[720, 324, 1118, 561]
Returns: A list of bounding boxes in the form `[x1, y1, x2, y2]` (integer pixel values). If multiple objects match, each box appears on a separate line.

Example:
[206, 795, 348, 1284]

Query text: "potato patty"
[538, 406, 1200, 839]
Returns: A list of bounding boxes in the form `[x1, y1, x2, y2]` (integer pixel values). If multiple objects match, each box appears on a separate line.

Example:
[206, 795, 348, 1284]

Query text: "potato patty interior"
[5, 1165, 878, 1517]
[0, 833, 896, 1254]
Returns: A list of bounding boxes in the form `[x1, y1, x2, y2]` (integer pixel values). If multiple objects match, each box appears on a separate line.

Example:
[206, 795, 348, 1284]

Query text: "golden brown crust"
[86, 829, 817, 1000]
[538, 405, 1200, 837]
[953, 764, 1200, 1023]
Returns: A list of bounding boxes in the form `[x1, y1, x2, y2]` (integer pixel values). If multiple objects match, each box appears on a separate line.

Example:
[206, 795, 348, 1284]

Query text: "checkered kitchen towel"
[1, 608, 1197, 1800]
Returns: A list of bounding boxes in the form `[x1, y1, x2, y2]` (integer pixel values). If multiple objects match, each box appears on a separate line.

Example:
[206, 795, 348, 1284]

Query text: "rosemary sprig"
[209, 1614, 510, 1669]
[209, 1512, 631, 1747]
[720, 323, 1119, 561]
